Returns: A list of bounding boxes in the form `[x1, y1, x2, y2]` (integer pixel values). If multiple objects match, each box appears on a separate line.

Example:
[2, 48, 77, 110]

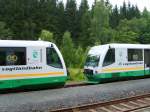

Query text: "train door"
[27, 47, 42, 65]
[144, 49, 150, 75]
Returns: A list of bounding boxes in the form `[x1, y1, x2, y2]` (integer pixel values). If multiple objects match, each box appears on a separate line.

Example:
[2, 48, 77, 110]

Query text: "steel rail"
[51, 93, 150, 112]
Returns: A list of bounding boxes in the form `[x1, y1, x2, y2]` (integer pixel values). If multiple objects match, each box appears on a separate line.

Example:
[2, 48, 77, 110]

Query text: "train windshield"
[46, 48, 63, 68]
[85, 55, 100, 67]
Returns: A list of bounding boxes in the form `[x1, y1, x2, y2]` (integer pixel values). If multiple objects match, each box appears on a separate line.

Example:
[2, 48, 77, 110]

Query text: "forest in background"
[0, 0, 150, 72]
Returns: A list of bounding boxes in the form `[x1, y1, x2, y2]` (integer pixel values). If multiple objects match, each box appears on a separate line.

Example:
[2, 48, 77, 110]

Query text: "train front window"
[46, 48, 63, 68]
[103, 48, 115, 67]
[85, 55, 100, 67]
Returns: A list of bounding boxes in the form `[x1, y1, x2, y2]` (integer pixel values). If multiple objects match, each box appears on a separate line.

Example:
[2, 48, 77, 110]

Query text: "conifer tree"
[78, 0, 91, 47]
[110, 5, 120, 28]
[61, 31, 74, 67]
[65, 0, 79, 44]
[120, 1, 127, 19]
[90, 0, 110, 44]
[0, 21, 13, 39]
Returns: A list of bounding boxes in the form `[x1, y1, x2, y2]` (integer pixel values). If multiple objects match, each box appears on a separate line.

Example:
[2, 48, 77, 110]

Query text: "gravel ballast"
[0, 78, 150, 112]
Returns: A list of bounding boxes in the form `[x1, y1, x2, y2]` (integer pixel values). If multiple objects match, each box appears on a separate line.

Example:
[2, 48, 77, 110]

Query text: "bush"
[67, 68, 86, 81]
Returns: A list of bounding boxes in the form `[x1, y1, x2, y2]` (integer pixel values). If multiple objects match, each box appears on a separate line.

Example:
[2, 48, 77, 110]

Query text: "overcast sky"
[62, 0, 150, 11]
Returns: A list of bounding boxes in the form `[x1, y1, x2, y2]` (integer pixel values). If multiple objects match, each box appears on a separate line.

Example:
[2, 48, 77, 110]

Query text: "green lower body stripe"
[86, 70, 150, 83]
[0, 76, 67, 90]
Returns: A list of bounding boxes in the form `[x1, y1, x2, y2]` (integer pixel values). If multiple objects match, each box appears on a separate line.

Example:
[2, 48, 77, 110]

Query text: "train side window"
[46, 48, 63, 68]
[0, 47, 26, 66]
[128, 49, 143, 61]
[103, 48, 115, 67]
[0, 51, 6, 65]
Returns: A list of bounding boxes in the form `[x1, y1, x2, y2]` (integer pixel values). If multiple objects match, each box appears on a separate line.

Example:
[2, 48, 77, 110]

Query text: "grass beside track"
[67, 68, 86, 82]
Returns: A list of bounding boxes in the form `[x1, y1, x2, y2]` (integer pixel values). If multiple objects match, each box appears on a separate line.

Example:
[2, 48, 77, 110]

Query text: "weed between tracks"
[67, 68, 86, 82]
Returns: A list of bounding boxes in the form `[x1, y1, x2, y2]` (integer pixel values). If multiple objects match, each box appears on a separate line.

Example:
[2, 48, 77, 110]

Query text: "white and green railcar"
[84, 44, 150, 83]
[0, 40, 67, 90]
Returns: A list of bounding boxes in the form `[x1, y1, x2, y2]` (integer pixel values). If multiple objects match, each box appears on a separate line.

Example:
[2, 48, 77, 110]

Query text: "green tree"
[78, 0, 89, 17]
[142, 8, 150, 19]
[78, 0, 91, 48]
[117, 18, 147, 34]
[115, 17, 150, 44]
[65, 0, 79, 44]
[110, 5, 120, 28]
[120, 2, 127, 19]
[79, 10, 91, 48]
[39, 29, 54, 42]
[139, 17, 150, 43]
[115, 30, 138, 43]
[126, 2, 132, 19]
[0, 0, 39, 40]
[90, 0, 110, 44]
[0, 21, 13, 39]
[114, 19, 142, 43]
[100, 28, 116, 43]
[134, 5, 141, 18]
[119, 2, 140, 20]
[55, 1, 65, 45]
[61, 31, 75, 67]
[73, 46, 86, 68]
[126, 3, 140, 19]
[140, 33, 150, 44]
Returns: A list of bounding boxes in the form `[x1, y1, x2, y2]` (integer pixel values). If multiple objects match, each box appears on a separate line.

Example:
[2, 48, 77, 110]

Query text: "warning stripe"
[0, 72, 64, 79]
[102, 66, 144, 72]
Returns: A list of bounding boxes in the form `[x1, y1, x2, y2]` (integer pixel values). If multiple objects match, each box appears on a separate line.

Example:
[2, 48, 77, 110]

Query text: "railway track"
[51, 94, 150, 112]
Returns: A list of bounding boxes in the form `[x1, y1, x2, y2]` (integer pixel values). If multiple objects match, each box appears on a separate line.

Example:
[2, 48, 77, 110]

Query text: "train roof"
[89, 44, 150, 55]
[94, 43, 150, 49]
[0, 40, 53, 47]
[109, 43, 150, 48]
